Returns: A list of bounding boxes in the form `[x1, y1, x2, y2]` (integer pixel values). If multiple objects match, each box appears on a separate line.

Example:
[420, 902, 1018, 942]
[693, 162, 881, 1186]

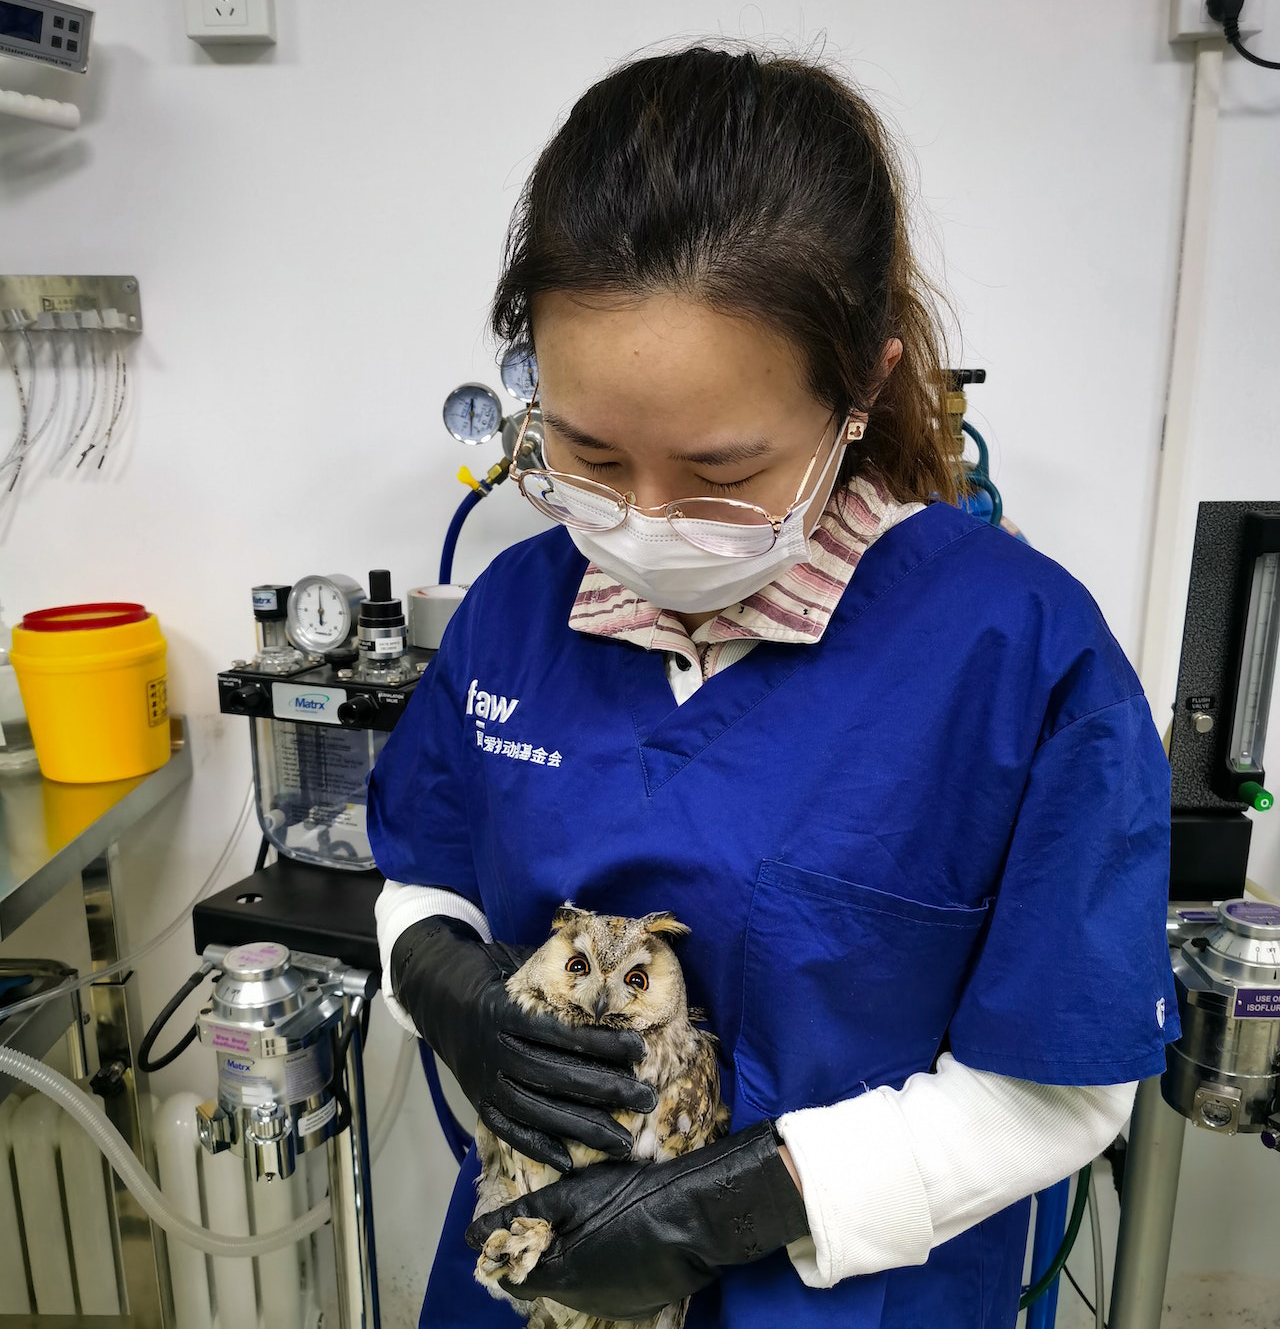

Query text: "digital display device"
[0, 2, 92, 73]
[0, 2, 44, 43]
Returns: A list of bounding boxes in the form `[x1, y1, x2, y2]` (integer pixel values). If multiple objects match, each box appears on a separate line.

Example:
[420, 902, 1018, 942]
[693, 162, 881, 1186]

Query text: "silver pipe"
[1109, 1077, 1187, 1329]
[327, 997, 380, 1329]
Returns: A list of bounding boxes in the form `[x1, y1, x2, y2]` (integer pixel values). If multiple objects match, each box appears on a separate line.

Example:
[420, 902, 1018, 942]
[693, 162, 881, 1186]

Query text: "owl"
[473, 905, 729, 1329]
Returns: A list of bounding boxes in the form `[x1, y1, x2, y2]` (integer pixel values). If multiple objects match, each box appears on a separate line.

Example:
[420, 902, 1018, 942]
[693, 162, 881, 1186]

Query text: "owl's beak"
[593, 991, 609, 1023]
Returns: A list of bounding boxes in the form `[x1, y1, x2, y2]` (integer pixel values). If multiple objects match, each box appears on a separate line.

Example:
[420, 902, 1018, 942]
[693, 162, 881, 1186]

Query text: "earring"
[845, 419, 866, 442]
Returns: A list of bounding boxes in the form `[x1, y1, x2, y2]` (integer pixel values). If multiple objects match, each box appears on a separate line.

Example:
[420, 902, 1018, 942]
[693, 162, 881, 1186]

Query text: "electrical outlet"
[202, 1, 248, 27]
[185, 0, 276, 45]
[1170, 0, 1263, 42]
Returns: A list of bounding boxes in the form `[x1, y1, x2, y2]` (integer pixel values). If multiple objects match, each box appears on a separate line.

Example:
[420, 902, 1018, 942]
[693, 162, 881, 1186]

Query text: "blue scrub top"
[368, 501, 1179, 1329]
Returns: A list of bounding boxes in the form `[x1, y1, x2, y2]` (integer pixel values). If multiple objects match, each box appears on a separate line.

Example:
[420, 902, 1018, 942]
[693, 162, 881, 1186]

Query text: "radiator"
[0, 1085, 120, 1316]
[0, 1089, 320, 1329]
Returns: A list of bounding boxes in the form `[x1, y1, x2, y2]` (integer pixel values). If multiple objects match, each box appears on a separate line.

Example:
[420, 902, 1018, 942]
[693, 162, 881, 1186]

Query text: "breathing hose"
[0, 1045, 332, 1256]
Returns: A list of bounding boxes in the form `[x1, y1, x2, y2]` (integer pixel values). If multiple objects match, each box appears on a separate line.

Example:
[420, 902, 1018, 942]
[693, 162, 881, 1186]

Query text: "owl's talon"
[474, 1217, 554, 1287]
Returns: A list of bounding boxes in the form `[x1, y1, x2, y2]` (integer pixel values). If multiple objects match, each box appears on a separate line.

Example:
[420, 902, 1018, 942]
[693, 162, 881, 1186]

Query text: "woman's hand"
[465, 1118, 810, 1320]
[390, 916, 657, 1172]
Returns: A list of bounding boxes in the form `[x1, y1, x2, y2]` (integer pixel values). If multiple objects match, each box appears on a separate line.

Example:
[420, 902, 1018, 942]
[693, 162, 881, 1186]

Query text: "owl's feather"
[473, 907, 728, 1329]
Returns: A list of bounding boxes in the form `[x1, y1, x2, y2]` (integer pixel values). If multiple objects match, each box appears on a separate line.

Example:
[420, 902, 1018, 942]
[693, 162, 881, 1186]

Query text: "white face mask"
[567, 434, 847, 614]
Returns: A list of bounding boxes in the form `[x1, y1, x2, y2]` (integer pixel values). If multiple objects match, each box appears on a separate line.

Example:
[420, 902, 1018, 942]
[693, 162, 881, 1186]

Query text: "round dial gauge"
[443, 383, 503, 445]
[500, 345, 539, 403]
[287, 574, 365, 654]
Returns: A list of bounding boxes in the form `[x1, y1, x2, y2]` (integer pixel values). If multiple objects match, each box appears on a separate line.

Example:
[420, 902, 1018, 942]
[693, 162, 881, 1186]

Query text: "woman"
[369, 45, 1177, 1329]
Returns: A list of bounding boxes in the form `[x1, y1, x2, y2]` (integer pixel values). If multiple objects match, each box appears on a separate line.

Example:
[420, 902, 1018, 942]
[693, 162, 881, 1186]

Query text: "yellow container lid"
[12, 603, 163, 669]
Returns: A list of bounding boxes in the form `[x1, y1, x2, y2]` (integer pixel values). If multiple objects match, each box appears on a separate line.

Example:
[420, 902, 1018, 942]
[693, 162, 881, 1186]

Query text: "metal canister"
[196, 942, 360, 1179]
[1162, 900, 1280, 1137]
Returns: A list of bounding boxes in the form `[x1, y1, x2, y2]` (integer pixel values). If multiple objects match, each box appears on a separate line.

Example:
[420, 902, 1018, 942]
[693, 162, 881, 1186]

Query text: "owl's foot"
[475, 1216, 554, 1287]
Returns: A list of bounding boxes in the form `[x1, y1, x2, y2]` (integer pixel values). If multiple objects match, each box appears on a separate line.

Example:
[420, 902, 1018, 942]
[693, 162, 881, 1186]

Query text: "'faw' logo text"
[465, 679, 519, 723]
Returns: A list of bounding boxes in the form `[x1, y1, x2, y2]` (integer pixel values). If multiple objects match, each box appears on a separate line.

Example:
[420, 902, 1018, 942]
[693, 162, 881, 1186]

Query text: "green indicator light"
[1239, 781, 1275, 812]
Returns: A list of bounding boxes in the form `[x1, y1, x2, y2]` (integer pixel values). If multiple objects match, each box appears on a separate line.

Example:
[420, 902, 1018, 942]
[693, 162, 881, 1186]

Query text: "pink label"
[213, 1029, 252, 1052]
[229, 943, 287, 967]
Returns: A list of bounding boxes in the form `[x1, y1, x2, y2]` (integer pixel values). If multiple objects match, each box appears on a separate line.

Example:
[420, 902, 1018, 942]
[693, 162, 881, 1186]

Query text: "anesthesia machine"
[175, 346, 546, 1327]
[1111, 501, 1280, 1329]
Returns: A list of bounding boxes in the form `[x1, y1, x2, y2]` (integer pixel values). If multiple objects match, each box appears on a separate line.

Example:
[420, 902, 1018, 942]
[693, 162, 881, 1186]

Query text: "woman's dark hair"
[491, 44, 958, 504]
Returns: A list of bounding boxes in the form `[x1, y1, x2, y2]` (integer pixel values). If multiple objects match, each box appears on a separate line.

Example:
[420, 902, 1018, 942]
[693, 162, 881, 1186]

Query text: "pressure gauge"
[443, 383, 503, 445]
[500, 345, 539, 403]
[286, 574, 365, 654]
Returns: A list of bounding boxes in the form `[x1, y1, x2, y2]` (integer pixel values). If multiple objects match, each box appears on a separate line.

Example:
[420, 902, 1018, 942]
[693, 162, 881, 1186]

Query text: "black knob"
[90, 1056, 130, 1099]
[227, 683, 268, 714]
[369, 569, 392, 602]
[325, 646, 359, 669]
[337, 694, 378, 726]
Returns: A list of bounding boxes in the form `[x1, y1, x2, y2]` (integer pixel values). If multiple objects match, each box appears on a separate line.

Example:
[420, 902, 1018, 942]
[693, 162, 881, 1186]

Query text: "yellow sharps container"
[10, 603, 169, 783]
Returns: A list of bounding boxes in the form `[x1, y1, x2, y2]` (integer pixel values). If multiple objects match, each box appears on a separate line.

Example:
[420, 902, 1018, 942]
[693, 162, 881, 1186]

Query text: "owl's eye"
[565, 956, 590, 976]
[624, 968, 649, 991]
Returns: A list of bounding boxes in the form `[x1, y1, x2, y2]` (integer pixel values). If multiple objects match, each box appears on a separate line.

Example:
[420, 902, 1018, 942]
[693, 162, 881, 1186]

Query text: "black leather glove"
[390, 915, 657, 1171]
[465, 1118, 810, 1320]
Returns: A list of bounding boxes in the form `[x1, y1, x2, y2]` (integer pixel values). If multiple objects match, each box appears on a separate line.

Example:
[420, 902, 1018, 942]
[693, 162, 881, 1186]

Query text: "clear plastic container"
[251, 718, 388, 870]
[0, 607, 39, 773]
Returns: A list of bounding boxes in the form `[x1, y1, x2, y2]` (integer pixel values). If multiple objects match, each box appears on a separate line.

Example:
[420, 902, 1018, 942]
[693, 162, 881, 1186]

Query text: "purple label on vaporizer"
[212, 1029, 252, 1052]
[1224, 902, 1280, 926]
[1234, 989, 1280, 1018]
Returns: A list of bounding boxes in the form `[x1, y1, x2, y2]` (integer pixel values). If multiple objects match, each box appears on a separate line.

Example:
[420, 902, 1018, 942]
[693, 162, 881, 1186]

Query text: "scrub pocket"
[734, 859, 990, 1115]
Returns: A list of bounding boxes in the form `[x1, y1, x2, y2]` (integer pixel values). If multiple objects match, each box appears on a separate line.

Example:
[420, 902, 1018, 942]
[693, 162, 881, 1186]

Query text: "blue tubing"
[961, 419, 990, 476]
[966, 471, 1004, 528]
[959, 421, 1003, 528]
[440, 488, 486, 585]
[419, 1043, 474, 1164]
[1026, 1178, 1071, 1329]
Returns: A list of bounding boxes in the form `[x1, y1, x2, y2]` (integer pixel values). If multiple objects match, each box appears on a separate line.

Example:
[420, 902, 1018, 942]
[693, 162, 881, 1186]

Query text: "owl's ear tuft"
[551, 903, 588, 933]
[640, 911, 691, 940]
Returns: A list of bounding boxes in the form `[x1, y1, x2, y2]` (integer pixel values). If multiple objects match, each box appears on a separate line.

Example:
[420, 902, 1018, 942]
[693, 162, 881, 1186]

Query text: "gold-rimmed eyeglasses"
[508, 388, 862, 558]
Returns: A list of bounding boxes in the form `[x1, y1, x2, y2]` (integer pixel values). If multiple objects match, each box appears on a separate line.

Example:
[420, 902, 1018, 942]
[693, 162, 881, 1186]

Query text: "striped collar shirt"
[567, 474, 923, 698]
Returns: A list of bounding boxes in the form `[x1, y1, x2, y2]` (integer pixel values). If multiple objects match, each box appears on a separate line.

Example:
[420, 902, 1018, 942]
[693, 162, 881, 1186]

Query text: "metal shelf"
[0, 717, 191, 941]
[0, 716, 193, 1327]
[0, 960, 81, 1103]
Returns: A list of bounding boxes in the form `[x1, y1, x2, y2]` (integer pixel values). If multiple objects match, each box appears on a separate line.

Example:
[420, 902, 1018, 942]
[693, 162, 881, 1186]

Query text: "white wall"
[1, 2, 1278, 1325]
